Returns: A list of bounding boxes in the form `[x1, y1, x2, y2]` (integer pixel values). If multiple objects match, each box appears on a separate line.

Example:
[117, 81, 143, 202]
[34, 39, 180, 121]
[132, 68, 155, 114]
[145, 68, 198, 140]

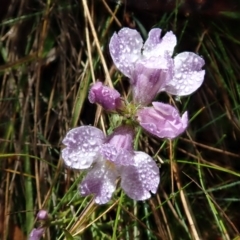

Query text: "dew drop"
[83, 143, 88, 148]
[102, 89, 109, 96]
[175, 73, 182, 79]
[89, 139, 96, 145]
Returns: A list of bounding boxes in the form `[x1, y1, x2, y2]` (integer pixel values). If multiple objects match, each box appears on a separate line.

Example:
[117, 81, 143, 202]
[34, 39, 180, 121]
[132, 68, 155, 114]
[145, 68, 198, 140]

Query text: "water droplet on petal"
[175, 73, 182, 79]
[89, 139, 96, 145]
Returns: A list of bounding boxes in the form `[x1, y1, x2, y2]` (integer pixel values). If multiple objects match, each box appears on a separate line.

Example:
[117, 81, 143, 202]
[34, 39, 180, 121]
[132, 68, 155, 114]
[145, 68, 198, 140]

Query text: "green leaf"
[63, 229, 75, 240]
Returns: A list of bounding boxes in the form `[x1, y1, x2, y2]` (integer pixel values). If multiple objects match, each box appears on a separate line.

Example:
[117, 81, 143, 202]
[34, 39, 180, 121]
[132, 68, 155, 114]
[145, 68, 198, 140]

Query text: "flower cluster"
[61, 27, 205, 204]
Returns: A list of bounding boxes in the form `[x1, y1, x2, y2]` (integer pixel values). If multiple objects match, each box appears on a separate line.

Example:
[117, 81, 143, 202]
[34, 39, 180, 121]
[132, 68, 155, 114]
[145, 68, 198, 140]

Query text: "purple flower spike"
[88, 82, 122, 111]
[137, 102, 188, 139]
[61, 125, 160, 204]
[28, 228, 44, 240]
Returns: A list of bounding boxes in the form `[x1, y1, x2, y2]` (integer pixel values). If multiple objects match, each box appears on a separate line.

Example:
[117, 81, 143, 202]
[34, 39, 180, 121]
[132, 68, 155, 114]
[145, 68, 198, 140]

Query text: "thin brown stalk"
[170, 141, 201, 240]
[82, 0, 113, 88]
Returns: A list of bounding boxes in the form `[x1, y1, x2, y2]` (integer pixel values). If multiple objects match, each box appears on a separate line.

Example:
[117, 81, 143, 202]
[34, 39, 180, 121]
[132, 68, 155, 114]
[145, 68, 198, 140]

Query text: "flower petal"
[120, 152, 160, 200]
[88, 82, 122, 110]
[137, 102, 188, 139]
[143, 28, 162, 52]
[105, 125, 134, 151]
[102, 126, 134, 165]
[79, 160, 118, 204]
[61, 126, 105, 169]
[29, 228, 45, 240]
[109, 27, 143, 78]
[143, 29, 177, 58]
[164, 52, 205, 96]
[131, 56, 173, 105]
[101, 143, 133, 166]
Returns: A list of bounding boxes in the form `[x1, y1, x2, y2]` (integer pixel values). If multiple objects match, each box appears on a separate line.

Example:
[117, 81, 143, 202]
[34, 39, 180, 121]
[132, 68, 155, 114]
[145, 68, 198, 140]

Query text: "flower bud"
[28, 228, 44, 240]
[37, 210, 48, 221]
[88, 82, 122, 111]
[137, 102, 188, 139]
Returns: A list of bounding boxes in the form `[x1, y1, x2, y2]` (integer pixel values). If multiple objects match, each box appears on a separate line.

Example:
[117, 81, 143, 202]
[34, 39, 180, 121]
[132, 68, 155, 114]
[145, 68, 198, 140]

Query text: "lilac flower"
[137, 102, 188, 139]
[109, 27, 205, 105]
[28, 228, 44, 240]
[109, 27, 205, 138]
[61, 125, 159, 204]
[88, 81, 122, 111]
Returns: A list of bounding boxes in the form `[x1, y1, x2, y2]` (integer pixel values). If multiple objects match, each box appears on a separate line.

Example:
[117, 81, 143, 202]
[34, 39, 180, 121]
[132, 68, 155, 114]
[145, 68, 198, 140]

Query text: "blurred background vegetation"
[0, 0, 240, 239]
